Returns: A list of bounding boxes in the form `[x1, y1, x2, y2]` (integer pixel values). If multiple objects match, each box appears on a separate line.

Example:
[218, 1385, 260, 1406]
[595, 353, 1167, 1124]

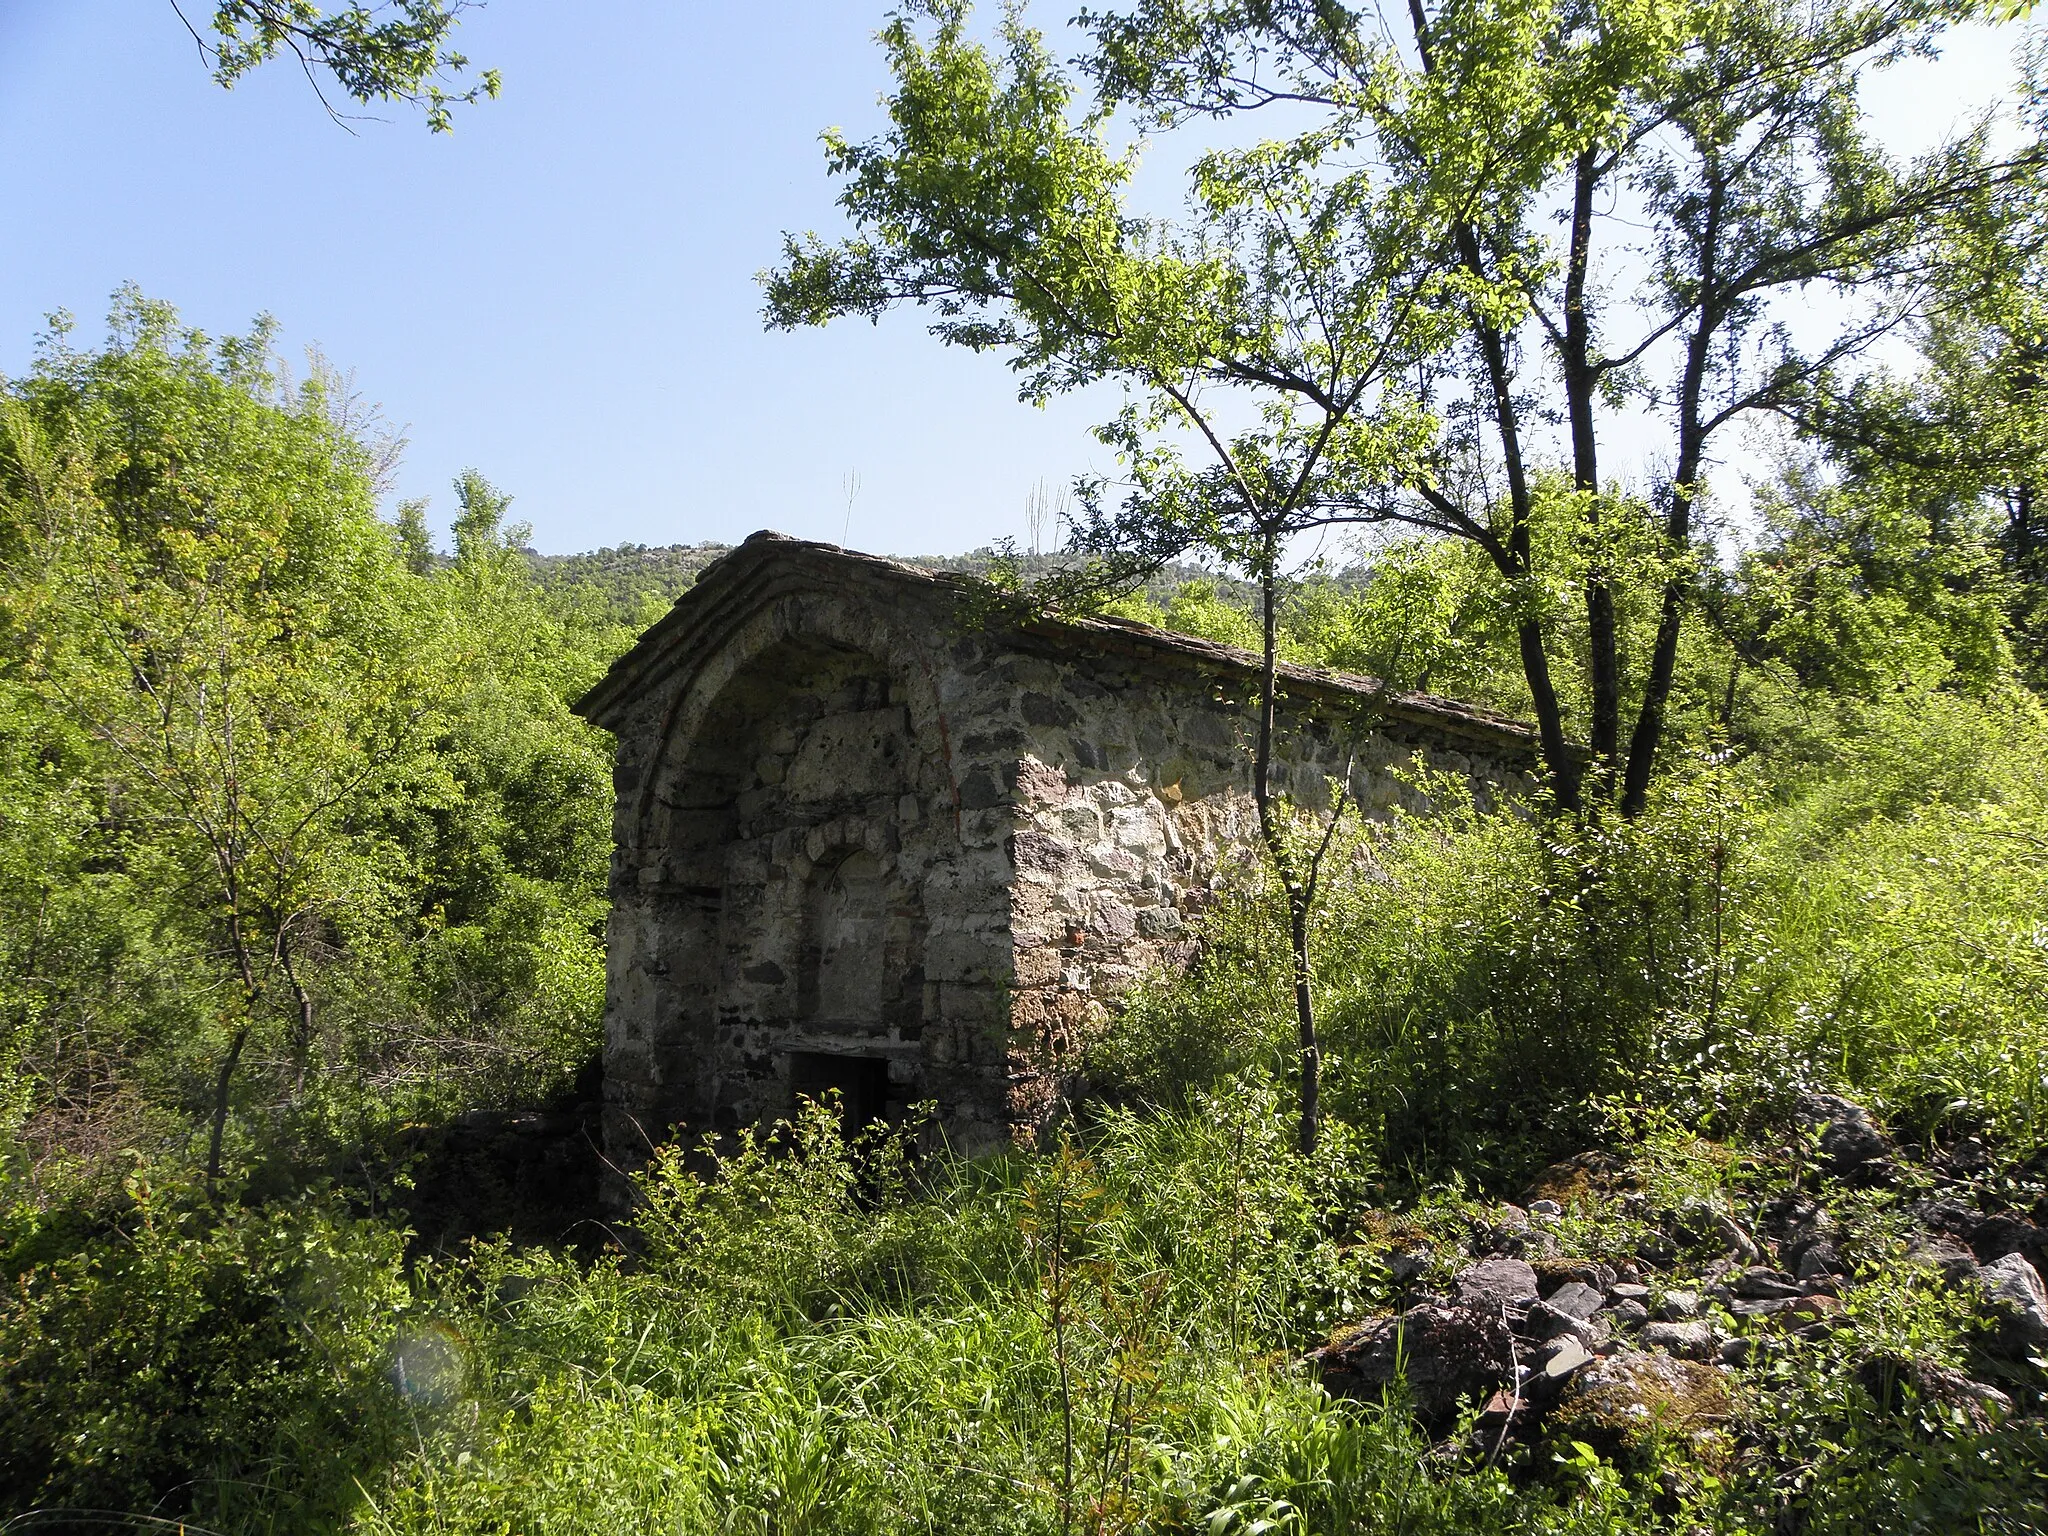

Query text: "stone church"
[574, 531, 1540, 1168]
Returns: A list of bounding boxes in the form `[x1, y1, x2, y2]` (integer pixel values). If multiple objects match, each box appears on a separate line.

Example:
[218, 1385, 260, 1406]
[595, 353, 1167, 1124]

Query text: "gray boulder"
[1456, 1257, 1539, 1313]
[1312, 1304, 1516, 1423]
[1796, 1241, 1847, 1282]
[1906, 1235, 1981, 1289]
[1799, 1092, 1896, 1184]
[1643, 1319, 1720, 1360]
[1979, 1252, 2048, 1357]
[1547, 1280, 1606, 1320]
[1654, 1289, 1701, 1321]
[1550, 1349, 1733, 1464]
[1731, 1267, 1806, 1300]
[1969, 1214, 2048, 1269]
[1525, 1301, 1606, 1349]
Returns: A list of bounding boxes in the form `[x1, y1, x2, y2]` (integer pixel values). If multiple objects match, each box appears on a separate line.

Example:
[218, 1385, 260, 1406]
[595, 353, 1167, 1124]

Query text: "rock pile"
[1306, 1096, 2047, 1457]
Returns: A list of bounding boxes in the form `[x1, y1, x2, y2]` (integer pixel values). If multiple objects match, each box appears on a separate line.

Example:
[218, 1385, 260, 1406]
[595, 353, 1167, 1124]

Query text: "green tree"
[775, 0, 2041, 816]
[1084, 0, 2040, 815]
[1778, 119, 2048, 679]
[383, 470, 616, 1104]
[171, 0, 500, 131]
[0, 296, 617, 1193]
[766, 1, 1470, 1150]
[0, 297, 441, 1188]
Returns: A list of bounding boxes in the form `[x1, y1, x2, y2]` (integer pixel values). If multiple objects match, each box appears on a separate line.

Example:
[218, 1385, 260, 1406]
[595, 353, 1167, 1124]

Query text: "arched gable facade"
[587, 566, 1016, 1165]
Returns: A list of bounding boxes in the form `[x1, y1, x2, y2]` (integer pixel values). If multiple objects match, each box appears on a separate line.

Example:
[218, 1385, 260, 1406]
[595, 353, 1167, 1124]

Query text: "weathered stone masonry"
[573, 532, 1542, 1170]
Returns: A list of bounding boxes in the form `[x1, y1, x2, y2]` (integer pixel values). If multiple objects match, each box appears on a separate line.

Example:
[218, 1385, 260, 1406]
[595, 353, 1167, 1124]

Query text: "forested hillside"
[528, 541, 732, 628]
[7, 0, 2048, 1527]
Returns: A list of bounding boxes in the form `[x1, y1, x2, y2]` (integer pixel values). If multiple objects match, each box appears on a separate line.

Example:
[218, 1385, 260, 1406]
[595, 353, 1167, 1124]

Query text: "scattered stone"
[1857, 1357, 2014, 1435]
[1529, 1198, 1563, 1218]
[1728, 1297, 1795, 1318]
[1534, 1258, 1616, 1296]
[1968, 1214, 2048, 1269]
[1731, 1267, 1805, 1300]
[1521, 1298, 1568, 1337]
[1608, 1282, 1650, 1303]
[1526, 1303, 1606, 1349]
[1760, 1193, 1836, 1247]
[1800, 1092, 1897, 1185]
[1654, 1289, 1701, 1321]
[1913, 1198, 1982, 1242]
[1795, 1241, 1846, 1281]
[1539, 1336, 1595, 1381]
[1477, 1389, 1524, 1428]
[1719, 1336, 1754, 1365]
[1906, 1235, 1981, 1288]
[1610, 1299, 1651, 1328]
[1550, 1349, 1733, 1464]
[1547, 1280, 1606, 1321]
[1934, 1136, 1996, 1182]
[1456, 1257, 1539, 1312]
[1468, 1211, 1536, 1258]
[1644, 1320, 1720, 1360]
[1313, 1305, 1516, 1424]
[1385, 1250, 1430, 1287]
[1636, 1232, 1679, 1266]
[1715, 1214, 1764, 1264]
[1978, 1252, 2048, 1356]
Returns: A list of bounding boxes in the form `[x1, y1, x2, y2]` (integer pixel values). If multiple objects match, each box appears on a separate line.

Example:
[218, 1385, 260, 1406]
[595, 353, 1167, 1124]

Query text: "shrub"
[0, 1167, 411, 1527]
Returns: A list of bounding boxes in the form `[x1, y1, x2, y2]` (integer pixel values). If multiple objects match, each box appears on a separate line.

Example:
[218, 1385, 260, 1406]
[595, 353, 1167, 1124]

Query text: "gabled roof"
[573, 531, 1542, 756]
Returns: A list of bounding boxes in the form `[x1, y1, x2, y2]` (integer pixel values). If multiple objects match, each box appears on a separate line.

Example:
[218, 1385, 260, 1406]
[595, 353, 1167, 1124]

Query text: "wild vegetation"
[7, 0, 2048, 1529]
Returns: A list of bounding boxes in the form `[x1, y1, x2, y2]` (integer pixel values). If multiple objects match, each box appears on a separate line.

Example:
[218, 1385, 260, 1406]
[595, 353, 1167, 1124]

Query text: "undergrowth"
[3, 686, 2046, 1531]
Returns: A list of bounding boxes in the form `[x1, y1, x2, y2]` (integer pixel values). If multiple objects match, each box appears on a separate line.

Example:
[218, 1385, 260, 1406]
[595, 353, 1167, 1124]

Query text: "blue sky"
[0, 3, 2027, 557]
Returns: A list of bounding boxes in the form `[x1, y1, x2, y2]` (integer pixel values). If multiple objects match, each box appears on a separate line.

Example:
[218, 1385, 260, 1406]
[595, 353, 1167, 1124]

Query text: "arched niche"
[632, 627, 933, 1135]
[798, 847, 925, 1035]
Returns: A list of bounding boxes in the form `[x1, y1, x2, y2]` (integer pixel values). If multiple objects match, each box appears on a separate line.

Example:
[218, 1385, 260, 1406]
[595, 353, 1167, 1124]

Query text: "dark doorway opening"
[788, 1051, 890, 1130]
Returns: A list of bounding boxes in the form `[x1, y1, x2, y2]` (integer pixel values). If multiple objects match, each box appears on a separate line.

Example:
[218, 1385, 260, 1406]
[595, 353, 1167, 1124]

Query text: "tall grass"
[352, 1098, 1651, 1536]
[1098, 683, 2048, 1182]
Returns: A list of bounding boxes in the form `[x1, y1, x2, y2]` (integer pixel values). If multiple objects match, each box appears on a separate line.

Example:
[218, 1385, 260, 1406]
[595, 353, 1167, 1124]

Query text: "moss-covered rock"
[1548, 1348, 1734, 1467]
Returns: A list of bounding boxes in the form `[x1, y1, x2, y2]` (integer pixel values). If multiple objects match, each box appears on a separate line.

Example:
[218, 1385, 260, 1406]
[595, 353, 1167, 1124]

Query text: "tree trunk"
[211, 899, 262, 1198]
[282, 933, 315, 1101]
[1621, 172, 1726, 819]
[206, 1024, 249, 1196]
[1251, 551, 1321, 1155]
[1620, 499, 1693, 819]
[1563, 146, 1620, 792]
[1286, 893, 1319, 1155]
[1515, 612, 1581, 812]
[1621, 377, 1710, 817]
[1459, 223, 1583, 813]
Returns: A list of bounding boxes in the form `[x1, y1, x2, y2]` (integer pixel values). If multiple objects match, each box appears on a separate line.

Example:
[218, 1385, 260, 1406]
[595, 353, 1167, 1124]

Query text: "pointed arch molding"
[625, 578, 962, 849]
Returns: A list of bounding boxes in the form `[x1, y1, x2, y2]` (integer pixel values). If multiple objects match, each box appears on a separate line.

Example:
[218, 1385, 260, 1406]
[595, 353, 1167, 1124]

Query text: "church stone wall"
[577, 535, 1540, 1186]
[983, 635, 1532, 1126]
